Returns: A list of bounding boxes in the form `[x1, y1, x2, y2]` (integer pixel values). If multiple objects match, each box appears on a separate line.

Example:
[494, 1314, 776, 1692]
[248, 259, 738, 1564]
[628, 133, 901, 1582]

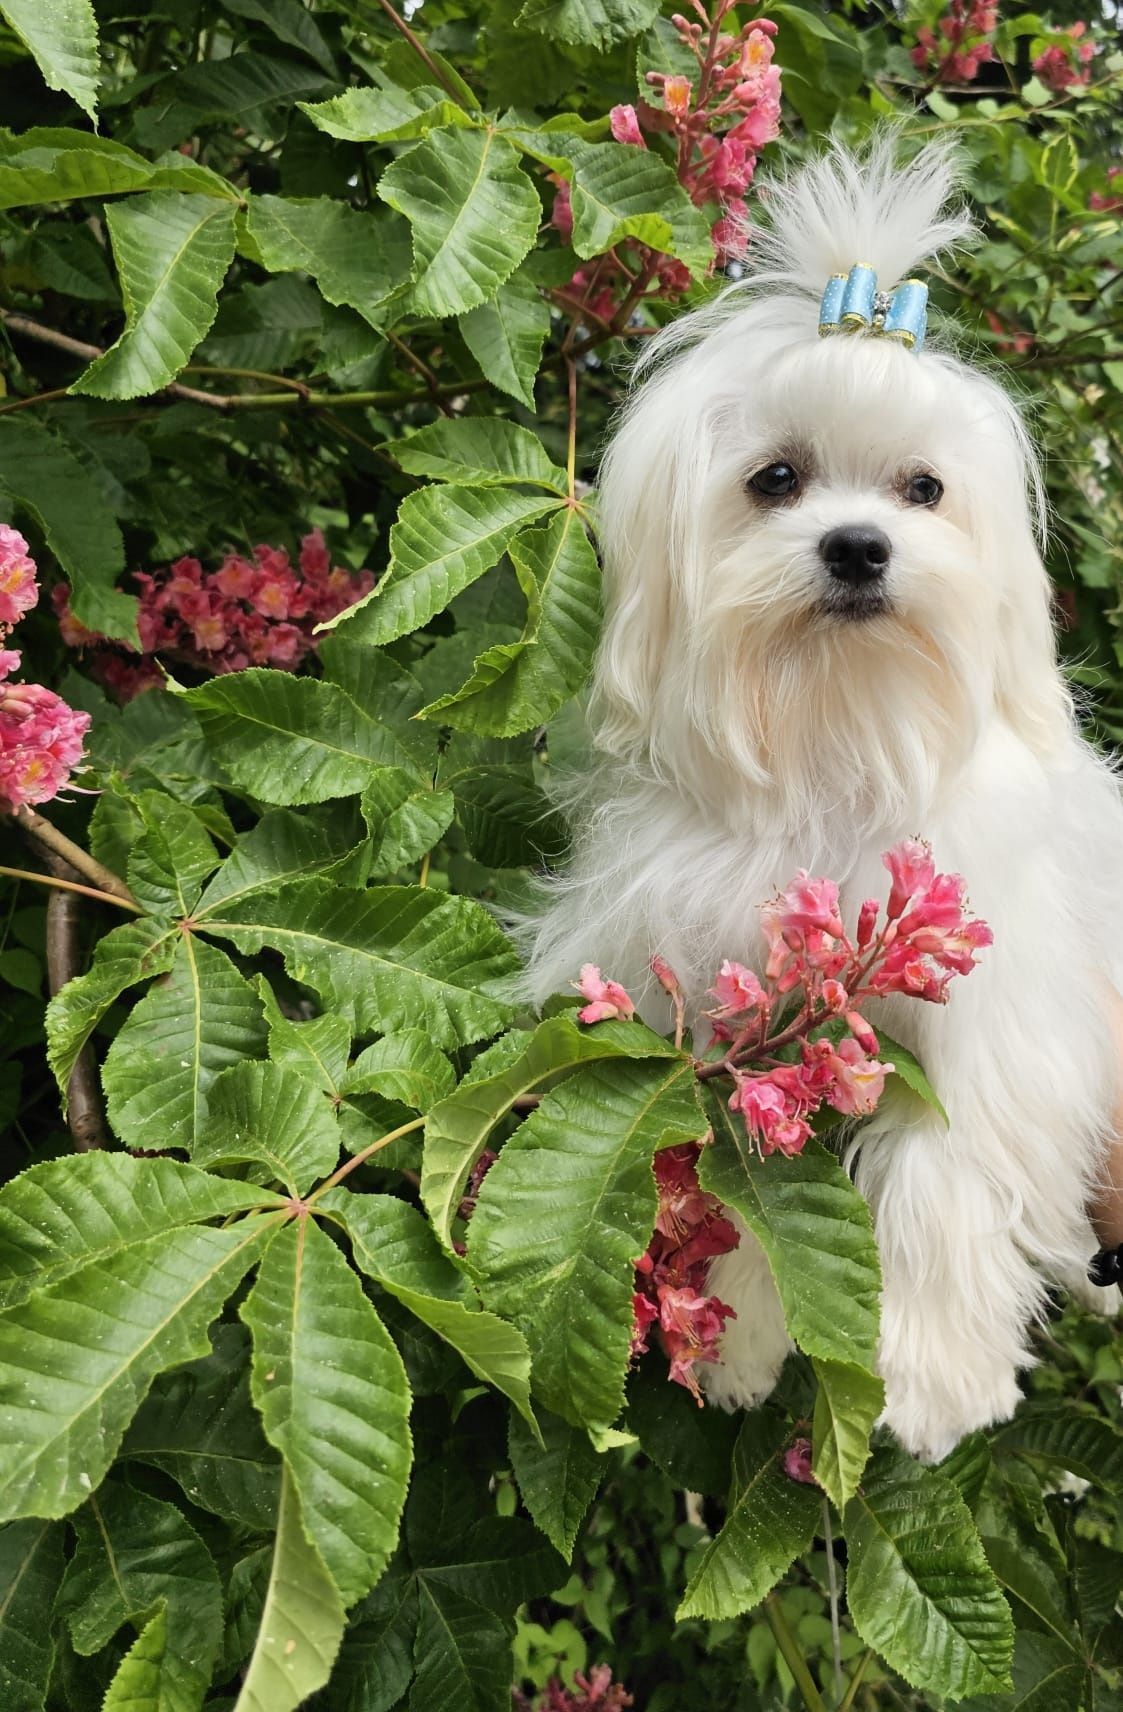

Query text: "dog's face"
[595, 315, 1063, 827]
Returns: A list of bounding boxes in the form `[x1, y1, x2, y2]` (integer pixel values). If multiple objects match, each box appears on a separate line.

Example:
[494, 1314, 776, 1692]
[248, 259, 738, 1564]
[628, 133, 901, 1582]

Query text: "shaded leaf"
[0, 1520, 65, 1712]
[361, 769, 455, 874]
[508, 1405, 605, 1560]
[256, 979, 351, 1095]
[242, 193, 411, 329]
[515, 0, 660, 49]
[126, 789, 220, 916]
[341, 1032, 455, 1109]
[450, 762, 569, 869]
[991, 1402, 1123, 1495]
[45, 917, 176, 1107]
[133, 52, 335, 153]
[195, 804, 369, 917]
[878, 1028, 949, 1124]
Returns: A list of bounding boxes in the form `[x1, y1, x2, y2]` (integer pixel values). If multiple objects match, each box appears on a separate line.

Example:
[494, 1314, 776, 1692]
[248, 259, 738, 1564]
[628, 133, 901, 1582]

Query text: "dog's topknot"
[746, 132, 974, 302]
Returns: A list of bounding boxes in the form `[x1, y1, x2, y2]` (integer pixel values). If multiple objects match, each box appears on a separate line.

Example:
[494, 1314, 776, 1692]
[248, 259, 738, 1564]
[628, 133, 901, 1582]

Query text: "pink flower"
[1033, 23, 1095, 91]
[846, 1010, 880, 1057]
[0, 526, 38, 630]
[663, 75, 693, 118]
[710, 958, 768, 1017]
[574, 964, 635, 1024]
[298, 528, 332, 580]
[883, 837, 936, 919]
[610, 104, 646, 147]
[657, 1283, 735, 1398]
[0, 659, 91, 810]
[782, 1438, 817, 1484]
[771, 870, 846, 941]
[855, 897, 879, 949]
[630, 1289, 659, 1357]
[730, 1073, 812, 1156]
[824, 1037, 892, 1117]
[550, 177, 573, 240]
[822, 979, 848, 1013]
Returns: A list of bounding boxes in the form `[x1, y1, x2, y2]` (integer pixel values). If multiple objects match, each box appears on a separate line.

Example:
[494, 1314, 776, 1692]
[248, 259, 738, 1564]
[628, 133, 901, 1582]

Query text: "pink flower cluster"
[0, 529, 91, 811]
[516, 1667, 633, 1712]
[55, 530, 373, 702]
[551, 0, 782, 330]
[1032, 21, 1095, 92]
[911, 0, 997, 83]
[631, 1143, 740, 1401]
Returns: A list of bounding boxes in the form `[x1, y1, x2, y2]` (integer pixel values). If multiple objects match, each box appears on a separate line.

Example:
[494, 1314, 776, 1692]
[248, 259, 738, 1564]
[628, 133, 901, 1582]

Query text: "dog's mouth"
[819, 585, 893, 624]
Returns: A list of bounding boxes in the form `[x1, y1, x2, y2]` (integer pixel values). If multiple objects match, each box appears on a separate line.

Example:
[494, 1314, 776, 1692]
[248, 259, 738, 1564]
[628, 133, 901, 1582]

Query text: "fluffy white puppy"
[523, 136, 1123, 1462]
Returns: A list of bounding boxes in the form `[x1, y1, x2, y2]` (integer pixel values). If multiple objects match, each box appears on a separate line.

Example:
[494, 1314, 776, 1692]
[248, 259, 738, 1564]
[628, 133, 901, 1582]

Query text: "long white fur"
[521, 136, 1123, 1462]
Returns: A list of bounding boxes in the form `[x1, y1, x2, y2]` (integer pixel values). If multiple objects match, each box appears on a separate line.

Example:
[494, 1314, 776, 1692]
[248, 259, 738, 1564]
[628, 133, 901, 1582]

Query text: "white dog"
[523, 137, 1123, 1462]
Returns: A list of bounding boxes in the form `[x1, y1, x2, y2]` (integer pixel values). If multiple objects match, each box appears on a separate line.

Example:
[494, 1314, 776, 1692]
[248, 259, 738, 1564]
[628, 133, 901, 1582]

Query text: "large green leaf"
[0, 1152, 281, 1310]
[327, 1567, 417, 1712]
[844, 1445, 1014, 1697]
[0, 1214, 274, 1520]
[194, 805, 369, 917]
[69, 193, 236, 400]
[299, 83, 473, 142]
[991, 1403, 1123, 1495]
[469, 1056, 704, 1427]
[0, 128, 235, 210]
[678, 1413, 820, 1619]
[184, 670, 419, 804]
[45, 916, 176, 1106]
[206, 880, 520, 1051]
[59, 1483, 222, 1712]
[126, 789, 220, 916]
[515, 0, 660, 49]
[508, 1405, 605, 1560]
[0, 0, 100, 120]
[322, 1189, 537, 1432]
[101, 935, 267, 1151]
[459, 271, 550, 408]
[424, 1012, 681, 1248]
[193, 1061, 341, 1195]
[122, 1326, 280, 1530]
[241, 1216, 412, 1607]
[234, 1471, 346, 1712]
[384, 420, 567, 493]
[256, 980, 351, 1095]
[699, 1094, 882, 1504]
[419, 507, 602, 735]
[242, 194, 411, 329]
[0, 417, 135, 639]
[410, 1581, 513, 1712]
[330, 487, 557, 647]
[341, 1032, 455, 1109]
[361, 769, 455, 875]
[132, 52, 335, 153]
[0, 1520, 65, 1712]
[448, 762, 569, 870]
[378, 127, 541, 315]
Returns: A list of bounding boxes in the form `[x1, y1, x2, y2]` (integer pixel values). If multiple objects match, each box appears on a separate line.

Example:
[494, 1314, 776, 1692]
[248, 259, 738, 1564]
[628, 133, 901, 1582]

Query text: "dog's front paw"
[880, 1362, 1022, 1463]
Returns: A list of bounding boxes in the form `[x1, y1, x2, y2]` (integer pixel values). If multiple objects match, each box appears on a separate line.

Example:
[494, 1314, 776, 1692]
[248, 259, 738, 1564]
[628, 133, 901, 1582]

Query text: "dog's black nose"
[819, 525, 892, 585]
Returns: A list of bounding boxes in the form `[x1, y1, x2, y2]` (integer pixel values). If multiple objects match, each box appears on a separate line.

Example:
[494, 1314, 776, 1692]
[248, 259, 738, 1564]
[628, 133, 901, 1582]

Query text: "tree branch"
[40, 850, 109, 1151]
[14, 806, 140, 907]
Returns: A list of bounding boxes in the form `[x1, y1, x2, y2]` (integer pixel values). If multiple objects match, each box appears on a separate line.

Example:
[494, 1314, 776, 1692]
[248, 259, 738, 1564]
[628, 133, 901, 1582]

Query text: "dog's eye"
[749, 462, 800, 498]
[905, 472, 943, 507]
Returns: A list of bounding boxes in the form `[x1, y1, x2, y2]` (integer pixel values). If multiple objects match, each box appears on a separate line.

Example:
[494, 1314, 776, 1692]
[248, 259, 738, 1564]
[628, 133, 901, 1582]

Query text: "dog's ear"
[592, 366, 711, 754]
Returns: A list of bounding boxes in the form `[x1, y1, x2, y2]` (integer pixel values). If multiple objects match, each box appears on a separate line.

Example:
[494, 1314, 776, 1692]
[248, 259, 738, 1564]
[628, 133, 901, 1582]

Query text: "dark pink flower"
[610, 104, 646, 147]
[0, 656, 91, 809]
[883, 837, 936, 919]
[0, 526, 38, 630]
[782, 1438, 816, 1484]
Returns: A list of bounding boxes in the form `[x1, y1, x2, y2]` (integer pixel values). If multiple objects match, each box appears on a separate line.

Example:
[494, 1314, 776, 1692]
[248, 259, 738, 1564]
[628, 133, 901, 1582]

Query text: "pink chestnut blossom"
[0, 526, 38, 630]
[782, 1438, 817, 1485]
[771, 870, 846, 941]
[574, 964, 635, 1024]
[883, 836, 936, 918]
[710, 957, 769, 1017]
[0, 650, 91, 810]
[609, 104, 646, 147]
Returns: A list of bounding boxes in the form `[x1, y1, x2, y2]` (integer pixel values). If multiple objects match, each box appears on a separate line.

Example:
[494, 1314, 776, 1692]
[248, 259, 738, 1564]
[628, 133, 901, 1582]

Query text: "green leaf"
[469, 1057, 704, 1427]
[45, 917, 176, 1107]
[122, 1325, 280, 1529]
[378, 127, 541, 316]
[59, 1483, 222, 1711]
[423, 1012, 680, 1247]
[223, 0, 337, 77]
[0, 1214, 273, 1520]
[678, 1413, 820, 1619]
[69, 193, 236, 400]
[626, 1354, 738, 1498]
[844, 1445, 1014, 1697]
[102, 935, 267, 1151]
[126, 790, 220, 916]
[515, 0, 660, 49]
[957, 1633, 1084, 1712]
[361, 769, 455, 875]
[241, 1216, 412, 1607]
[811, 1358, 884, 1512]
[333, 486, 557, 647]
[195, 805, 369, 917]
[328, 1567, 417, 1712]
[419, 508, 602, 735]
[299, 83, 474, 142]
[193, 1061, 340, 1195]
[384, 420, 567, 493]
[256, 980, 351, 1094]
[459, 271, 550, 408]
[0, 1520, 65, 1712]
[184, 669, 419, 804]
[132, 52, 336, 153]
[0, 0, 100, 120]
[508, 1405, 605, 1559]
[234, 1471, 346, 1712]
[877, 1028, 948, 1124]
[206, 879, 520, 1052]
[991, 1402, 1123, 1495]
[410, 1580, 513, 1712]
[449, 762, 569, 869]
[426, 1013, 681, 1246]
[0, 1151, 280, 1310]
[0, 417, 135, 639]
[341, 1032, 455, 1108]
[0, 128, 236, 210]
[242, 194, 411, 329]
[325, 1189, 538, 1432]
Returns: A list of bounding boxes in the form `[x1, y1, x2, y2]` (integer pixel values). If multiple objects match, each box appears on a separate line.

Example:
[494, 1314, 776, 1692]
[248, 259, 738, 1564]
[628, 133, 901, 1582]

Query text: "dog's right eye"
[749, 462, 800, 498]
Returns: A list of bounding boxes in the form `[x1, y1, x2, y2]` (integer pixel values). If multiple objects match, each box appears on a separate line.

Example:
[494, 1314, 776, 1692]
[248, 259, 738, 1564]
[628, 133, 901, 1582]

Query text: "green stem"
[765, 1595, 829, 1712]
[0, 863, 142, 913]
[14, 806, 139, 905]
[838, 1651, 874, 1712]
[307, 1116, 427, 1203]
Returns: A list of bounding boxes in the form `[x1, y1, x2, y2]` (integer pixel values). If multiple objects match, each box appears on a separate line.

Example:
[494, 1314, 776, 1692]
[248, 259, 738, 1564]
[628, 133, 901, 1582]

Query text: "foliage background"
[0, 0, 1121, 1709]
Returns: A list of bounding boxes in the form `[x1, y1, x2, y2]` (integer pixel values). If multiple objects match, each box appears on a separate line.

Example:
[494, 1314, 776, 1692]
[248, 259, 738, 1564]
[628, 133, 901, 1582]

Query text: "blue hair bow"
[818, 264, 928, 352]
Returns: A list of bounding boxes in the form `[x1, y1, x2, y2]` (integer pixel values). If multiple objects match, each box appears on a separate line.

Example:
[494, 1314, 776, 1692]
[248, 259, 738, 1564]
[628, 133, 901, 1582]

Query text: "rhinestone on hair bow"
[818, 263, 928, 352]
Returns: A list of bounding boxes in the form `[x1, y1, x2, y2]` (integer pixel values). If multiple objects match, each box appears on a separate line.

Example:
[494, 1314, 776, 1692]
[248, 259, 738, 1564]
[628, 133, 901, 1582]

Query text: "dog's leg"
[701, 1218, 792, 1411]
[855, 1124, 1044, 1462]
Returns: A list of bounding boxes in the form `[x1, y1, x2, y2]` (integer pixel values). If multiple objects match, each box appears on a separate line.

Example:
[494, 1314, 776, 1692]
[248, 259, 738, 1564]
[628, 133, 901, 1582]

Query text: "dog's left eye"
[905, 472, 943, 507]
[749, 462, 800, 498]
